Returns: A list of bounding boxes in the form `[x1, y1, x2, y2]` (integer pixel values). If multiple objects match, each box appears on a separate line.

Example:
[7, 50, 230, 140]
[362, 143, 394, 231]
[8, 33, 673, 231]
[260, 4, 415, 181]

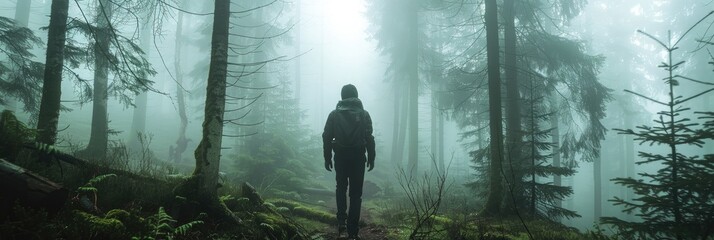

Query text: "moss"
[430, 215, 452, 226]
[291, 206, 336, 225]
[268, 198, 302, 209]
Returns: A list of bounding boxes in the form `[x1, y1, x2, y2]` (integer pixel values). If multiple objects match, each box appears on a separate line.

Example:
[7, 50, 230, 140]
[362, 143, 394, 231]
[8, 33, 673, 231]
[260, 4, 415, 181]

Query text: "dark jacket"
[322, 98, 376, 163]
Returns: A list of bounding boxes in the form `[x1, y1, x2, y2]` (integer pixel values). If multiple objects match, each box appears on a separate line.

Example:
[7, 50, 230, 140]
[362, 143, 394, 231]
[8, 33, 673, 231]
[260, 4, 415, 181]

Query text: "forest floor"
[317, 223, 392, 240]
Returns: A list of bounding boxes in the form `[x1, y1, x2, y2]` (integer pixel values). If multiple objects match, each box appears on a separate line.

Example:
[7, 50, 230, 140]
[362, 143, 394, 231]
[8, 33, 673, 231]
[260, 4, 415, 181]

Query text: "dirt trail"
[318, 223, 392, 240]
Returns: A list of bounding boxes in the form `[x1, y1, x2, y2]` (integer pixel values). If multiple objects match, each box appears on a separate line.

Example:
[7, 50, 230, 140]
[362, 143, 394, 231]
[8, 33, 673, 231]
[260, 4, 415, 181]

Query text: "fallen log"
[24, 143, 167, 184]
[0, 158, 68, 219]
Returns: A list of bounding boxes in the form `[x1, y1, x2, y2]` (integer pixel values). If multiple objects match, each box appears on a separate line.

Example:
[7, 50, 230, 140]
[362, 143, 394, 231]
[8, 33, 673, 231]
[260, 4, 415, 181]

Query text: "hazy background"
[1, 0, 712, 233]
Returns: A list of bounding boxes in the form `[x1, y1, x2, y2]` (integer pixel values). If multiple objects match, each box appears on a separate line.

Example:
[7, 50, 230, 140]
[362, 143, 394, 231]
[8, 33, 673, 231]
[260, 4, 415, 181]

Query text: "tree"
[84, 0, 114, 158]
[169, 0, 190, 163]
[602, 17, 714, 239]
[481, 0, 504, 216]
[0, 16, 44, 118]
[503, 0, 522, 204]
[174, 0, 239, 225]
[1, 0, 34, 113]
[521, 74, 578, 220]
[366, 0, 422, 175]
[36, 0, 69, 145]
[128, 10, 154, 151]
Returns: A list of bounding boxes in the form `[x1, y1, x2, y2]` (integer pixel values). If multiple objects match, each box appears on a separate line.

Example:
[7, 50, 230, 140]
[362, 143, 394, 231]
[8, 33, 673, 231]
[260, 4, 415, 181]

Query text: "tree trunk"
[503, 0, 523, 209]
[84, 0, 113, 159]
[438, 108, 444, 172]
[430, 88, 438, 171]
[551, 99, 562, 211]
[193, 0, 230, 200]
[128, 12, 152, 151]
[36, 0, 69, 145]
[481, 0, 504, 216]
[172, 0, 189, 163]
[14, 0, 31, 27]
[177, 0, 238, 225]
[392, 87, 404, 167]
[593, 147, 602, 220]
[406, 0, 419, 177]
[294, 0, 301, 103]
[0, 158, 68, 217]
[391, 86, 404, 167]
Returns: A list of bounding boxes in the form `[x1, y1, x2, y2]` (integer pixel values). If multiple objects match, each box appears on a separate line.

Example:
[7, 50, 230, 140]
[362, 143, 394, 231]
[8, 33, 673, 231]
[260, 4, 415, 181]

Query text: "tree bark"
[36, 0, 69, 145]
[172, 0, 189, 163]
[193, 0, 230, 199]
[393, 80, 409, 169]
[503, 0, 523, 208]
[128, 12, 152, 151]
[0, 158, 68, 217]
[406, 0, 419, 177]
[551, 99, 562, 211]
[391, 85, 404, 167]
[176, 0, 239, 225]
[14, 0, 31, 27]
[84, 0, 113, 158]
[481, 0, 504, 216]
[594, 147, 602, 220]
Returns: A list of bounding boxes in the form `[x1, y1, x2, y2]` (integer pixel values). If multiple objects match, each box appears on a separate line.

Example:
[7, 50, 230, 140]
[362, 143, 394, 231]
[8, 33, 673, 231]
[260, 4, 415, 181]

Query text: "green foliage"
[0, 110, 35, 160]
[106, 209, 150, 235]
[230, 132, 318, 198]
[0, 17, 45, 117]
[0, 203, 61, 239]
[291, 206, 336, 225]
[76, 174, 116, 195]
[139, 207, 203, 240]
[602, 20, 714, 240]
[519, 78, 579, 220]
[58, 14, 157, 107]
[66, 210, 128, 240]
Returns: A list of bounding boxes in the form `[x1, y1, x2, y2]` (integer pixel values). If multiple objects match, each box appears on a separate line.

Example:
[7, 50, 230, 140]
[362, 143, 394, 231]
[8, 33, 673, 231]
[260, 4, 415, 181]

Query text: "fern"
[174, 220, 203, 236]
[88, 174, 117, 186]
[144, 207, 202, 239]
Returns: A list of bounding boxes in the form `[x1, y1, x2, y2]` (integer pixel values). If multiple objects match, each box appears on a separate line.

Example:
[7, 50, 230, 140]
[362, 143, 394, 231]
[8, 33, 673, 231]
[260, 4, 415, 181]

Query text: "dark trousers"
[334, 150, 366, 236]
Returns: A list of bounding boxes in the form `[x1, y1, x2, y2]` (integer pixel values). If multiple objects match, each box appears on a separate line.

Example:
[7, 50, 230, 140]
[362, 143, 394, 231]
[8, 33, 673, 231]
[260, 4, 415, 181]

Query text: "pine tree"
[0, 17, 44, 117]
[36, 0, 69, 145]
[601, 16, 714, 239]
[521, 74, 578, 220]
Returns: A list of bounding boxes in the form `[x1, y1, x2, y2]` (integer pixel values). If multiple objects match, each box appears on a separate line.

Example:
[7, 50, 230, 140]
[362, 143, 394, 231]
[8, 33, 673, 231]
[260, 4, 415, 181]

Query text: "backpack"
[332, 109, 367, 150]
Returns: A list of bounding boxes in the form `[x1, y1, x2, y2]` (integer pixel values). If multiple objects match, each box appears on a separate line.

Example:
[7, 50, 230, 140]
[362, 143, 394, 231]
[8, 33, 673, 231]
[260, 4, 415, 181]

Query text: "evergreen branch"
[676, 87, 714, 105]
[623, 90, 667, 106]
[673, 10, 714, 47]
[674, 75, 714, 86]
[637, 30, 669, 49]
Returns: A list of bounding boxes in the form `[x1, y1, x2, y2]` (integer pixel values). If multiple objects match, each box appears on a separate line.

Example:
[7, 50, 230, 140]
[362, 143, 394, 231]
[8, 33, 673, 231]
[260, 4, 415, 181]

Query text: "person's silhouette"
[322, 84, 376, 239]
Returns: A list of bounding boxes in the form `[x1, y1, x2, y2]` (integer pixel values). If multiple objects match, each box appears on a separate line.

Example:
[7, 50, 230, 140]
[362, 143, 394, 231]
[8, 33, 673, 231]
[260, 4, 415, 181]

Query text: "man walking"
[323, 84, 376, 239]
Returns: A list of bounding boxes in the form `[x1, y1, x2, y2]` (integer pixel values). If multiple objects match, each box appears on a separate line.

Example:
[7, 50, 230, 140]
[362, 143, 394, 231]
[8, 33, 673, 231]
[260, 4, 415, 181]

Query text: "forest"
[0, 0, 713, 239]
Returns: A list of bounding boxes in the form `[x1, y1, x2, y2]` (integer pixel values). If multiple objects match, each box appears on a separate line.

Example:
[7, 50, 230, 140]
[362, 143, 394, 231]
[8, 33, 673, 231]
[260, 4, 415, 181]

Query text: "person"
[323, 84, 376, 239]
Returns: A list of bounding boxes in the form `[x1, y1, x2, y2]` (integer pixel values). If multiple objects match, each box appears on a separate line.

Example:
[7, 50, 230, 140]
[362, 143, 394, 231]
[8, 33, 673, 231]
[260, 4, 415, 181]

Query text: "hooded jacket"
[322, 97, 376, 163]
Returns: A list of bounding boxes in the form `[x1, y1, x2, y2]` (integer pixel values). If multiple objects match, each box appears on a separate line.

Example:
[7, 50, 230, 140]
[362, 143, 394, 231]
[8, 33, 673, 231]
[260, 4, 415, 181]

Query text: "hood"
[336, 97, 363, 111]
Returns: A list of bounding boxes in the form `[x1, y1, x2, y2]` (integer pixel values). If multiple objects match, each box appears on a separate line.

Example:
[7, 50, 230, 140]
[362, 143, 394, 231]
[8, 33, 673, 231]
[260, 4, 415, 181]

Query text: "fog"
[1, 0, 713, 238]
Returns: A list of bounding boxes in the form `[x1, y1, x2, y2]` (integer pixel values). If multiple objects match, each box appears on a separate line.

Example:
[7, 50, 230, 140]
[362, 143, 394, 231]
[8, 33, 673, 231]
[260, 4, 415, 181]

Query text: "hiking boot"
[347, 234, 361, 240]
[337, 224, 347, 236]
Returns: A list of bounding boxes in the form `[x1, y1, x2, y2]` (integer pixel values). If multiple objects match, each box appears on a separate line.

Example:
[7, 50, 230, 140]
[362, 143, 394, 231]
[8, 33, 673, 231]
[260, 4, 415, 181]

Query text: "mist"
[0, 0, 712, 239]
